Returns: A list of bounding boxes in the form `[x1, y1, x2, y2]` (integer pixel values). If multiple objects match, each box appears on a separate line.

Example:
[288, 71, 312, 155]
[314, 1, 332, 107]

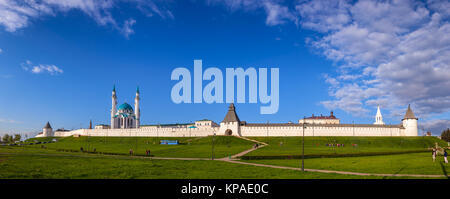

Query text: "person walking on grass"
[432, 148, 436, 162]
[444, 150, 448, 164]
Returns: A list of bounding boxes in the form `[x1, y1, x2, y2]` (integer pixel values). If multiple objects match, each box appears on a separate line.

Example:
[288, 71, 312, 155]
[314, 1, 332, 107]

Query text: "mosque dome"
[118, 103, 133, 111]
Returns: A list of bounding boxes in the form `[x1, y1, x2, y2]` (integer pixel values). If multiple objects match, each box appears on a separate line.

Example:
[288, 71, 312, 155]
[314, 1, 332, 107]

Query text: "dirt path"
[217, 136, 268, 160]
[215, 137, 448, 178]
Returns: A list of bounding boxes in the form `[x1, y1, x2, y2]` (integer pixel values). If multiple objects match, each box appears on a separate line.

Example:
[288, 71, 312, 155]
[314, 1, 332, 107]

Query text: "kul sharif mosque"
[37, 86, 418, 138]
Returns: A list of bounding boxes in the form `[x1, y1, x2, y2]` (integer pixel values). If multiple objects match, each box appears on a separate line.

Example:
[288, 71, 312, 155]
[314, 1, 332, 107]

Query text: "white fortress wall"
[239, 124, 405, 137]
[52, 124, 405, 137]
[53, 126, 219, 137]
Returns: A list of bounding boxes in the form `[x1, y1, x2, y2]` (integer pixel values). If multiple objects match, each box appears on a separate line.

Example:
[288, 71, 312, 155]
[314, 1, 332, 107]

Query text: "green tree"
[13, 134, 21, 142]
[441, 128, 450, 142]
[2, 134, 10, 143]
[7, 135, 13, 143]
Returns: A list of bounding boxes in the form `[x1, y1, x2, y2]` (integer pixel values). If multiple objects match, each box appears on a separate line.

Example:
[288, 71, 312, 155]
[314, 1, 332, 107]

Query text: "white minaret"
[402, 104, 418, 136]
[111, 85, 117, 129]
[374, 105, 385, 125]
[135, 86, 140, 128]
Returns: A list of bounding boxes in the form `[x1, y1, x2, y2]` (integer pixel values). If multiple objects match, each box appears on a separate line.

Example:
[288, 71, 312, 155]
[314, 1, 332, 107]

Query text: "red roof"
[305, 111, 337, 119]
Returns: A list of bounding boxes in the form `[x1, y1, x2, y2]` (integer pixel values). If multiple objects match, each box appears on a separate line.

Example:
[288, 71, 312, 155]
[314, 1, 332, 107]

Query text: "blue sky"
[0, 0, 449, 137]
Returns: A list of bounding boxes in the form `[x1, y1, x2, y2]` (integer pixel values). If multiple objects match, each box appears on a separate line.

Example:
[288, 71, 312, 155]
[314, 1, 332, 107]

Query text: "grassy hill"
[24, 136, 254, 158]
[245, 136, 447, 158]
[0, 147, 401, 179]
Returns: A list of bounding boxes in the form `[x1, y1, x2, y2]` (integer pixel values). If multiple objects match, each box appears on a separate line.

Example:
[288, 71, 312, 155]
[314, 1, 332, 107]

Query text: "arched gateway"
[225, 129, 232, 136]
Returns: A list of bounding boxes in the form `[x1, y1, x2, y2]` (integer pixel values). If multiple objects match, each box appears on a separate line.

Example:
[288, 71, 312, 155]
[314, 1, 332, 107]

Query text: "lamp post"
[390, 123, 392, 137]
[301, 116, 305, 172]
[212, 131, 216, 160]
[352, 121, 355, 136]
[157, 123, 160, 138]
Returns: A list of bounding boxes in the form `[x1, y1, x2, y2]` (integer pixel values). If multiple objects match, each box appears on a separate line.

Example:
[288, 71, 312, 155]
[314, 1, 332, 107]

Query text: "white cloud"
[0, 118, 21, 124]
[263, 1, 297, 26]
[296, 0, 450, 122]
[295, 0, 351, 32]
[22, 60, 63, 75]
[122, 18, 136, 39]
[0, 0, 174, 37]
[420, 119, 450, 135]
[207, 0, 298, 26]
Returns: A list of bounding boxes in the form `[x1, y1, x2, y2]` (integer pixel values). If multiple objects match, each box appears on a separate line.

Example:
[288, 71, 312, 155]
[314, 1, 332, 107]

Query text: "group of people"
[128, 149, 151, 156]
[432, 148, 448, 163]
[325, 143, 345, 147]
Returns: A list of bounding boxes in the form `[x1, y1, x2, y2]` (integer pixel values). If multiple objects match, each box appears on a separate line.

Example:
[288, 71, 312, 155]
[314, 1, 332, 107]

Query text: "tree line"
[1, 134, 21, 143]
[441, 128, 450, 142]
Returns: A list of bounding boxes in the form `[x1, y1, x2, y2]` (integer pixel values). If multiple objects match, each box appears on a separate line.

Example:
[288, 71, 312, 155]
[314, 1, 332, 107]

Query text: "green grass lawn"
[242, 152, 450, 176]
[1, 136, 448, 179]
[23, 136, 253, 158]
[0, 146, 403, 179]
[245, 136, 447, 157]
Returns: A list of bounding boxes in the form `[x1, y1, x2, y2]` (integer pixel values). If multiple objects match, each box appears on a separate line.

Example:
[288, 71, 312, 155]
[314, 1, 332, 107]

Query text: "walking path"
[215, 136, 448, 178]
[217, 136, 268, 160]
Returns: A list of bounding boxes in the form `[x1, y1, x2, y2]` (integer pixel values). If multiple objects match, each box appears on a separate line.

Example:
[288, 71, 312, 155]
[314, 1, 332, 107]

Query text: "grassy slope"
[0, 147, 398, 179]
[243, 152, 450, 176]
[24, 136, 253, 158]
[245, 136, 447, 156]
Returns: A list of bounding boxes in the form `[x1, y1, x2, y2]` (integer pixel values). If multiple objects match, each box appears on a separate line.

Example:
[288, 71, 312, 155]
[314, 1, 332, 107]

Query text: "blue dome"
[118, 103, 133, 111]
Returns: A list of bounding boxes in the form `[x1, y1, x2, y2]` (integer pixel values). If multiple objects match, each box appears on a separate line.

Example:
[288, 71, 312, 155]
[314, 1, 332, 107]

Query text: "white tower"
[135, 86, 140, 128]
[111, 85, 117, 129]
[219, 103, 241, 136]
[402, 104, 418, 136]
[43, 122, 53, 137]
[374, 105, 385, 125]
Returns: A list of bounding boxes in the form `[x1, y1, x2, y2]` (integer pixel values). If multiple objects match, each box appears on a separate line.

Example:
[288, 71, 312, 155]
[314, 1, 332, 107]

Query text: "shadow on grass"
[439, 162, 449, 179]
[382, 166, 406, 179]
[242, 149, 429, 160]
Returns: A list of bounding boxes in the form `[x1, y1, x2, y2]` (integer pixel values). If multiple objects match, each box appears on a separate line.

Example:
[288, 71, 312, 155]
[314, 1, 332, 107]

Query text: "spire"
[222, 103, 240, 123]
[403, 104, 417, 120]
[44, 121, 52, 129]
[376, 105, 382, 116]
[113, 85, 116, 92]
[374, 105, 384, 125]
[136, 86, 139, 94]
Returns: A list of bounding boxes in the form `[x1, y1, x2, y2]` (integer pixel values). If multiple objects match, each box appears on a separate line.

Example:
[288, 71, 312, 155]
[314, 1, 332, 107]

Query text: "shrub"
[441, 128, 450, 142]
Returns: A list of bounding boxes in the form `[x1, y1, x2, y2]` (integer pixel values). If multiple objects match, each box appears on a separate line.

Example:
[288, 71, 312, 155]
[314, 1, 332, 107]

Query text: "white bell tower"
[374, 105, 385, 125]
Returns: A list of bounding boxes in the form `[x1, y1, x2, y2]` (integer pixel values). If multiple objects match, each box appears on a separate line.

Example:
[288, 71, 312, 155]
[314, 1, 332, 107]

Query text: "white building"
[299, 112, 340, 124]
[36, 87, 419, 138]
